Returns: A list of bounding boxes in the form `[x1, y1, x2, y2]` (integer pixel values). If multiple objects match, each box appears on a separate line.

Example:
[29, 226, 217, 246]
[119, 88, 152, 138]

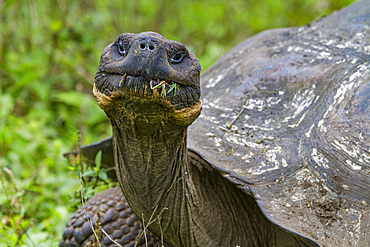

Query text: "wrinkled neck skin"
[110, 111, 189, 244]
[109, 114, 312, 247]
[111, 112, 187, 218]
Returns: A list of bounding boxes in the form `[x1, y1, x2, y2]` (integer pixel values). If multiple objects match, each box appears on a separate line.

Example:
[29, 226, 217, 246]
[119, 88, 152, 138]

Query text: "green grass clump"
[0, 0, 355, 245]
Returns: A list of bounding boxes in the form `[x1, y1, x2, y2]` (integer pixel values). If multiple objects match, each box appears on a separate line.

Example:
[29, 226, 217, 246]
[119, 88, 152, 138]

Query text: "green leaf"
[50, 20, 62, 32]
[98, 171, 108, 180]
[81, 170, 95, 177]
[94, 150, 102, 170]
[166, 82, 180, 96]
[53, 91, 88, 107]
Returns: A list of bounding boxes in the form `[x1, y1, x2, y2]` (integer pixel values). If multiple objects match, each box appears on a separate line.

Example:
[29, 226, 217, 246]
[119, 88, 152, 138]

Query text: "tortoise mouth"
[94, 71, 201, 110]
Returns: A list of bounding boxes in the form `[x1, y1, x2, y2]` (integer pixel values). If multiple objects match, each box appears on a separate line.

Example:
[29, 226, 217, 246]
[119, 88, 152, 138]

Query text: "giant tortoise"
[60, 1, 370, 246]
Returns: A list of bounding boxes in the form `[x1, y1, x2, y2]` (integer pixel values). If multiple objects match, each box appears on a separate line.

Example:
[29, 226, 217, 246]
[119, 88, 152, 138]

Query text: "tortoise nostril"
[138, 39, 156, 51]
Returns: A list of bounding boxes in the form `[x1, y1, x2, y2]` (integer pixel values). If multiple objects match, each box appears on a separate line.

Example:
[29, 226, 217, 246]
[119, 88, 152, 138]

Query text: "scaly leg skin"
[59, 187, 161, 247]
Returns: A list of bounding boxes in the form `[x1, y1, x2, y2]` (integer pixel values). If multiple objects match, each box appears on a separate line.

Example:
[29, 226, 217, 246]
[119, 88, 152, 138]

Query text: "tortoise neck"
[111, 115, 188, 235]
[110, 115, 308, 246]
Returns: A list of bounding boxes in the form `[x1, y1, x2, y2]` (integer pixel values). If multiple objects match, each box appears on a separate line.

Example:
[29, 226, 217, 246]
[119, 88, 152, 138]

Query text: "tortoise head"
[93, 32, 202, 128]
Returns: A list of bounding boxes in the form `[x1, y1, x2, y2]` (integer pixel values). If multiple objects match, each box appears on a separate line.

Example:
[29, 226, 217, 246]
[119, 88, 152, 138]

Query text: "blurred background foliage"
[0, 0, 356, 245]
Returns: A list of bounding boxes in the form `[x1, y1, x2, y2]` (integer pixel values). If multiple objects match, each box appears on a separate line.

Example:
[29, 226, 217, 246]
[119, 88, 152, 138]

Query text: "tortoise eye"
[117, 40, 126, 56]
[171, 52, 185, 64]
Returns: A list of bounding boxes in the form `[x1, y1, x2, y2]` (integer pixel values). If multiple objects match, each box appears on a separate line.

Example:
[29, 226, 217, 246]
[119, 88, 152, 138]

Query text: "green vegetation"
[0, 0, 355, 245]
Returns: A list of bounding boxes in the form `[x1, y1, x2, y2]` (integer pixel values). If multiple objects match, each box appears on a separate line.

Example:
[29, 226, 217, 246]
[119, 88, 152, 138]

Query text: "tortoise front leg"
[59, 187, 161, 247]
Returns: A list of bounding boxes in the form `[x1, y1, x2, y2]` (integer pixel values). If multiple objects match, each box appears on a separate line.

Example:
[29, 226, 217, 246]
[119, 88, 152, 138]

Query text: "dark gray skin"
[92, 32, 317, 246]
